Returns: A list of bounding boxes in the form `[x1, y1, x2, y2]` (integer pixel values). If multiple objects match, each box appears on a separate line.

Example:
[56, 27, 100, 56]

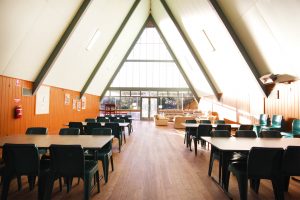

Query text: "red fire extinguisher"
[15, 105, 23, 119]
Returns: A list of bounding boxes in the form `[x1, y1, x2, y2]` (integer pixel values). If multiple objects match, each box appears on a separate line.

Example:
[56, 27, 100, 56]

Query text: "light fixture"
[202, 29, 215, 52]
[86, 29, 101, 51]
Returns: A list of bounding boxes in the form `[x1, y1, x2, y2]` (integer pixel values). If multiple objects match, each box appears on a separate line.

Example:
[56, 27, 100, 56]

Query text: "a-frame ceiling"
[1, 0, 299, 100]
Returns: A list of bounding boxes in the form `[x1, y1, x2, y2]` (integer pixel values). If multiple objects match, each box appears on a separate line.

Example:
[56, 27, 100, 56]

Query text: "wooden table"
[181, 123, 240, 129]
[0, 135, 114, 149]
[201, 136, 300, 191]
[65, 122, 130, 128]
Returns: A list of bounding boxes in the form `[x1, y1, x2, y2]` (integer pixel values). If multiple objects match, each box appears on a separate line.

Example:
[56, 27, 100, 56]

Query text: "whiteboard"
[35, 85, 50, 114]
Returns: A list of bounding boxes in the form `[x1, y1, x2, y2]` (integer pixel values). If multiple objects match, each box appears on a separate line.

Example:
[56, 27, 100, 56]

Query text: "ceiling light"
[86, 29, 101, 51]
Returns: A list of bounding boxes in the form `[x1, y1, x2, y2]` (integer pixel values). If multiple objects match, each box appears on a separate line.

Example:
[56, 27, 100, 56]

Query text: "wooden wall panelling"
[0, 75, 100, 136]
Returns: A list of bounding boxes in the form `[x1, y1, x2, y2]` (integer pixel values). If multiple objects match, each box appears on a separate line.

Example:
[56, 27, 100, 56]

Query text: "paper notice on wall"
[65, 93, 70, 105]
[81, 96, 86, 109]
[35, 85, 50, 115]
[72, 99, 76, 110]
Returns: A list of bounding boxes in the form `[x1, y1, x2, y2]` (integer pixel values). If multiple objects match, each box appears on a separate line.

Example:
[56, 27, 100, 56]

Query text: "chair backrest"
[85, 118, 96, 123]
[97, 117, 110, 123]
[214, 120, 225, 124]
[69, 122, 84, 134]
[238, 124, 254, 131]
[282, 146, 300, 176]
[215, 124, 231, 133]
[186, 120, 197, 124]
[271, 115, 283, 128]
[259, 130, 282, 138]
[121, 116, 131, 123]
[49, 145, 84, 177]
[247, 147, 284, 179]
[109, 116, 117, 121]
[85, 122, 102, 135]
[200, 120, 211, 124]
[3, 143, 40, 176]
[235, 130, 257, 138]
[59, 128, 80, 135]
[211, 130, 231, 137]
[292, 119, 300, 135]
[259, 114, 268, 126]
[113, 119, 125, 123]
[26, 127, 48, 135]
[104, 123, 121, 137]
[90, 128, 112, 151]
[197, 124, 213, 138]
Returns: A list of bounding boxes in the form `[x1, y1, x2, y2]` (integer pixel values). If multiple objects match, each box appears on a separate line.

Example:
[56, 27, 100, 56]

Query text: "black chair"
[215, 120, 225, 124]
[59, 128, 80, 135]
[112, 119, 126, 143]
[105, 123, 123, 152]
[97, 118, 110, 123]
[215, 124, 232, 133]
[1, 143, 50, 200]
[238, 124, 254, 131]
[200, 120, 211, 124]
[184, 120, 197, 148]
[282, 146, 300, 192]
[85, 122, 101, 135]
[125, 115, 133, 133]
[191, 124, 212, 155]
[259, 130, 282, 138]
[45, 145, 100, 200]
[26, 127, 48, 135]
[208, 130, 231, 183]
[235, 130, 257, 138]
[227, 147, 284, 200]
[69, 122, 85, 134]
[85, 118, 96, 123]
[121, 116, 133, 135]
[90, 128, 114, 183]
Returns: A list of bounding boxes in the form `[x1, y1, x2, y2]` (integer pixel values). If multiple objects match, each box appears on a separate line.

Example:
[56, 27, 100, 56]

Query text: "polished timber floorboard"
[3, 121, 300, 199]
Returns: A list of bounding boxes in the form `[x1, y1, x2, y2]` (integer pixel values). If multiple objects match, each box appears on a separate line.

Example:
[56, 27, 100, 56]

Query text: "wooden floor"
[3, 121, 300, 200]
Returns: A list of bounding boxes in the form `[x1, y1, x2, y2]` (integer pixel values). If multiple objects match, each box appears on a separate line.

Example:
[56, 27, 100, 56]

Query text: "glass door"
[141, 98, 158, 120]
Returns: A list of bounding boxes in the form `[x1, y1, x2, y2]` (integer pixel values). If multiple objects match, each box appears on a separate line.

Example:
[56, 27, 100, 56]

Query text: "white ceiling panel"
[151, 0, 214, 97]
[86, 0, 150, 95]
[0, 0, 82, 80]
[163, 0, 263, 95]
[44, 0, 136, 92]
[219, 0, 300, 78]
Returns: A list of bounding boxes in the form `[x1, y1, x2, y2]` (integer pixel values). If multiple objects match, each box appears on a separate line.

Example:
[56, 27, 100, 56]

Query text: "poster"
[35, 85, 50, 115]
[72, 99, 76, 110]
[65, 93, 70, 105]
[77, 101, 81, 111]
[81, 96, 86, 109]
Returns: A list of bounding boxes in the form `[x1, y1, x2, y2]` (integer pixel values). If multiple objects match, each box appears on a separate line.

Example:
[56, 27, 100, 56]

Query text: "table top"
[201, 136, 300, 151]
[182, 123, 240, 129]
[0, 135, 114, 149]
[67, 122, 130, 127]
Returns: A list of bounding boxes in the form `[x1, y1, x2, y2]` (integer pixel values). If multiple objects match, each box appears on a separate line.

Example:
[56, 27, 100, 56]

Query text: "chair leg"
[118, 136, 122, 152]
[194, 139, 198, 156]
[17, 176, 22, 191]
[27, 175, 36, 191]
[84, 176, 92, 200]
[271, 177, 284, 200]
[102, 158, 108, 183]
[1, 175, 12, 200]
[59, 177, 62, 192]
[283, 176, 290, 192]
[110, 155, 114, 171]
[123, 131, 126, 144]
[236, 174, 248, 200]
[208, 150, 214, 176]
[250, 178, 260, 193]
[96, 171, 100, 193]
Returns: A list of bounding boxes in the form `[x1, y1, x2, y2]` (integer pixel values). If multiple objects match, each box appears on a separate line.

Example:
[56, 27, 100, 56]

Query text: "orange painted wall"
[0, 75, 100, 135]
